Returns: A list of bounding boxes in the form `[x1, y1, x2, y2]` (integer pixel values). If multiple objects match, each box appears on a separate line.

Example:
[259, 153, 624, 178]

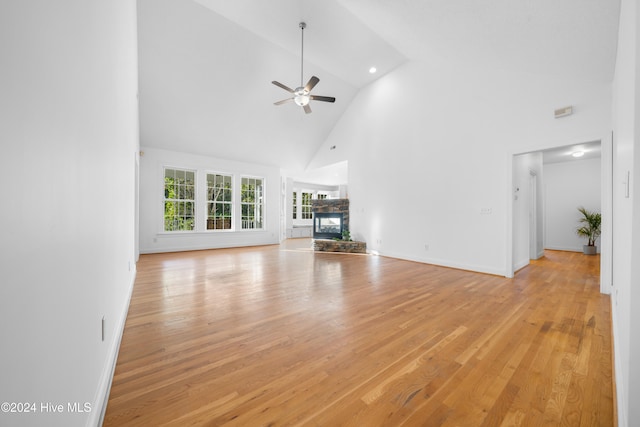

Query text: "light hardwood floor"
[104, 240, 613, 426]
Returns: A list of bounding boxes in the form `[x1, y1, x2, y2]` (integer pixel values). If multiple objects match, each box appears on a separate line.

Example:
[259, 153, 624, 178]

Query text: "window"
[317, 194, 328, 200]
[241, 177, 264, 229]
[207, 173, 232, 230]
[292, 191, 297, 219]
[164, 168, 195, 231]
[301, 192, 313, 219]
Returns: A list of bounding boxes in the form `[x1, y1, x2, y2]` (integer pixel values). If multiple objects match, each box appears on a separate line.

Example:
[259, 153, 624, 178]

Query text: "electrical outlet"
[424, 244, 429, 251]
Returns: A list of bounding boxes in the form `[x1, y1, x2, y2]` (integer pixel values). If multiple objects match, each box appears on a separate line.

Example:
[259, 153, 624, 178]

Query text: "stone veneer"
[313, 239, 366, 254]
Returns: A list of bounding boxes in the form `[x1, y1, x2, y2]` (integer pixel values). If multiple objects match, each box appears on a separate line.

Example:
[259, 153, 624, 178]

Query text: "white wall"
[139, 147, 281, 253]
[611, 0, 640, 425]
[512, 152, 544, 270]
[310, 58, 611, 275]
[0, 2, 139, 426]
[544, 158, 602, 252]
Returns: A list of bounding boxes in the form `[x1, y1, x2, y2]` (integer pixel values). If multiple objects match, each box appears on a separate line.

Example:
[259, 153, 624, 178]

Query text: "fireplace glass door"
[314, 213, 343, 239]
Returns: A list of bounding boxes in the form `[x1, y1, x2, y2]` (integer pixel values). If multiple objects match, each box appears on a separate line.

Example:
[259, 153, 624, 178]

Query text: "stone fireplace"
[311, 198, 366, 254]
[311, 199, 349, 239]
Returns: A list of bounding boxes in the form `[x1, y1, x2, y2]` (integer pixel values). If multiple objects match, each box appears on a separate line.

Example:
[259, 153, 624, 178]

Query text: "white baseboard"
[544, 245, 582, 252]
[378, 250, 506, 277]
[87, 268, 136, 427]
[140, 239, 279, 254]
[513, 259, 529, 272]
[610, 298, 626, 427]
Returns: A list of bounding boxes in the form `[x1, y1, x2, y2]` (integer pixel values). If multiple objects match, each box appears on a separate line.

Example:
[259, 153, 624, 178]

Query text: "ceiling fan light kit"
[272, 22, 336, 114]
[294, 92, 310, 107]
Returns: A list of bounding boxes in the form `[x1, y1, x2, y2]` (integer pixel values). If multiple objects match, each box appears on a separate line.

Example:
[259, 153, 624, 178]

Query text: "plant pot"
[583, 245, 597, 255]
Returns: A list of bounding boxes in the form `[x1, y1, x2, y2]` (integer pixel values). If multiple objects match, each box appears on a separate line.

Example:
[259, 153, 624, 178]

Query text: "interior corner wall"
[313, 59, 611, 276]
[139, 147, 281, 253]
[0, 1, 139, 426]
[544, 158, 602, 252]
[611, 0, 640, 425]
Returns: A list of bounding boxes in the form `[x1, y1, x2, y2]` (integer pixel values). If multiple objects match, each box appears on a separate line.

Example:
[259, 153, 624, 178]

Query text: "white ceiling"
[541, 140, 602, 164]
[291, 160, 348, 186]
[337, 0, 621, 81]
[193, 0, 408, 88]
[138, 0, 621, 183]
[194, 0, 621, 83]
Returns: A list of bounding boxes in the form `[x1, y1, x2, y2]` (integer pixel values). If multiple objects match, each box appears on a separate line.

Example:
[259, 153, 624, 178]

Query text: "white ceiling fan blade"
[272, 81, 294, 93]
[274, 98, 293, 106]
[303, 104, 312, 114]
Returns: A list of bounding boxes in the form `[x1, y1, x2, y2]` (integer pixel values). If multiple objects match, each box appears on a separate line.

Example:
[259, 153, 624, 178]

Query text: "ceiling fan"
[272, 22, 336, 114]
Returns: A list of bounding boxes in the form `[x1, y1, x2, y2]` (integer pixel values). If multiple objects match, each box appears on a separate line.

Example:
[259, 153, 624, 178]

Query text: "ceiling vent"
[554, 106, 573, 118]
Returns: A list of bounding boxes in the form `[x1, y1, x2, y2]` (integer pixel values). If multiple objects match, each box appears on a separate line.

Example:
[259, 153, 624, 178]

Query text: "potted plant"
[576, 206, 601, 255]
[333, 228, 352, 242]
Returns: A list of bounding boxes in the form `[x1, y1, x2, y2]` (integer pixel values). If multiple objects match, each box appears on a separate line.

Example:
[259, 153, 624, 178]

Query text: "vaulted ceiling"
[138, 0, 621, 180]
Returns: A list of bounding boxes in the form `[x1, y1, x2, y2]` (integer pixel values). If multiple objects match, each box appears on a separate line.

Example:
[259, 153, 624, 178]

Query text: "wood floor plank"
[104, 242, 614, 426]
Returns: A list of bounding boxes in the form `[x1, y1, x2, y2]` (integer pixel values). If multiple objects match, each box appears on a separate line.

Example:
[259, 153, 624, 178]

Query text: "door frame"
[529, 170, 539, 260]
[505, 134, 612, 295]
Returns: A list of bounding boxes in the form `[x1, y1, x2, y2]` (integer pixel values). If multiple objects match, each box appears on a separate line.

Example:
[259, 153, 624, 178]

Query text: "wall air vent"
[554, 106, 573, 118]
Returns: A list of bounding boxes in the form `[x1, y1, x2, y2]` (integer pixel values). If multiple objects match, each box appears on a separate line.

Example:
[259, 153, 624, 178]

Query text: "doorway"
[511, 152, 543, 272]
[507, 137, 612, 294]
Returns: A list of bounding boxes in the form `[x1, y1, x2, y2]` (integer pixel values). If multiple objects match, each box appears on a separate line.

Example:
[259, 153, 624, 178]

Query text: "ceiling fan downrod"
[299, 22, 306, 88]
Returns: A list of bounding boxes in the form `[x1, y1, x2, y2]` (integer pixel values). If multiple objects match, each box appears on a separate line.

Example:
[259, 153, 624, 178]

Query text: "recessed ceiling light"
[369, 67, 377, 74]
[572, 151, 585, 158]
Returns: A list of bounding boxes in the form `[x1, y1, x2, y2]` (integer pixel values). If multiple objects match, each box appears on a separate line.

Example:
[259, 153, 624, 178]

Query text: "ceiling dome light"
[369, 67, 377, 74]
[293, 88, 310, 106]
[572, 151, 585, 158]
